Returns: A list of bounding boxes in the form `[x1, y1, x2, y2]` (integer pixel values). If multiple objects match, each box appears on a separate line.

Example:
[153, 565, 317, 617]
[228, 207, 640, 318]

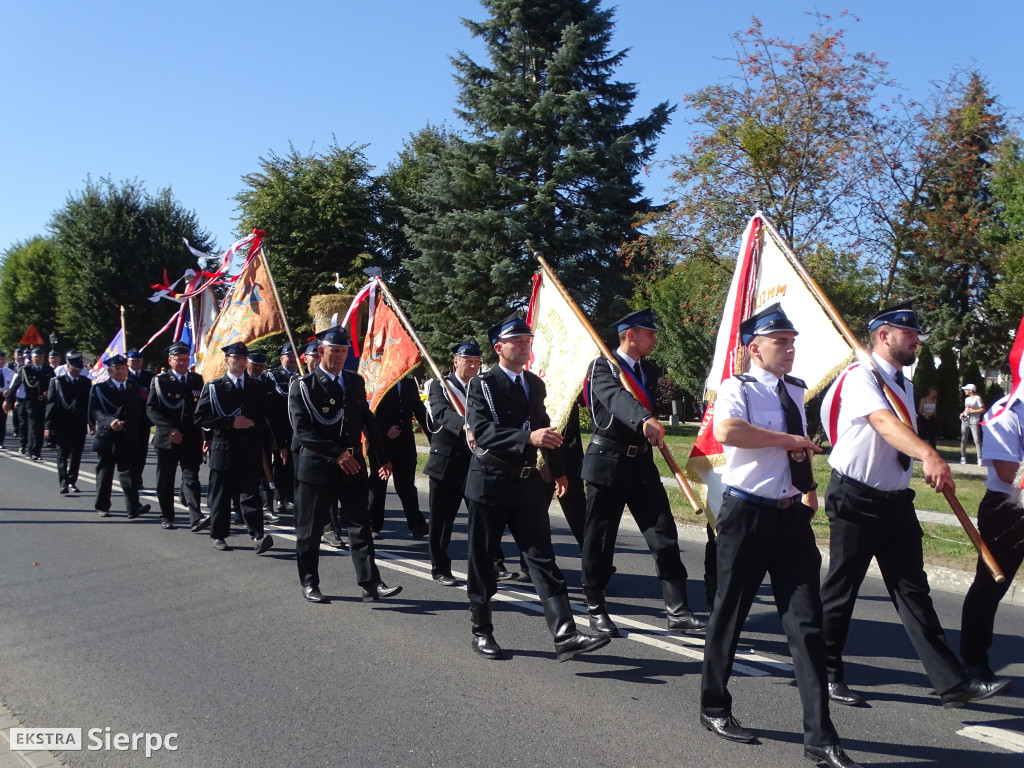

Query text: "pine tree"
[404, 0, 671, 355]
[898, 73, 1007, 365]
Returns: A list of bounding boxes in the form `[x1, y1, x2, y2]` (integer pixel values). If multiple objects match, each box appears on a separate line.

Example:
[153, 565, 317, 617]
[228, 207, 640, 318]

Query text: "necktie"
[633, 362, 643, 384]
[777, 380, 815, 493]
[514, 374, 527, 399]
[891, 371, 911, 470]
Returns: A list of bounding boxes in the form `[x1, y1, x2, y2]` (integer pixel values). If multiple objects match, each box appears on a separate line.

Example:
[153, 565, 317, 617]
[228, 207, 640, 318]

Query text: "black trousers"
[369, 453, 426, 533]
[155, 447, 203, 525]
[960, 490, 1024, 669]
[25, 401, 45, 458]
[11, 398, 21, 439]
[581, 478, 687, 592]
[820, 472, 967, 695]
[54, 428, 86, 488]
[294, 474, 380, 589]
[556, 471, 586, 550]
[466, 498, 567, 631]
[428, 477, 463, 578]
[701, 493, 837, 747]
[208, 465, 264, 541]
[272, 447, 294, 510]
[132, 428, 151, 486]
[94, 450, 141, 514]
[0, 406, 7, 446]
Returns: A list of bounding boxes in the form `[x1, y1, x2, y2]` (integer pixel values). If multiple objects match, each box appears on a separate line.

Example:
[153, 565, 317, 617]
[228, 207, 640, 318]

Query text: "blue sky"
[2, 1, 1021, 256]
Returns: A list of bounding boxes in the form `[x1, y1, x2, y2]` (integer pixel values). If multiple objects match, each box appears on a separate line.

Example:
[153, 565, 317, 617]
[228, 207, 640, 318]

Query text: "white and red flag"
[685, 213, 854, 524]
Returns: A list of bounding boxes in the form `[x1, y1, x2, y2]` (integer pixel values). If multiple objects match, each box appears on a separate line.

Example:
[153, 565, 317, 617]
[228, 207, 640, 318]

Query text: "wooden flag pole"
[119, 305, 127, 349]
[758, 214, 1004, 583]
[256, 245, 307, 376]
[527, 247, 703, 516]
[372, 278, 465, 418]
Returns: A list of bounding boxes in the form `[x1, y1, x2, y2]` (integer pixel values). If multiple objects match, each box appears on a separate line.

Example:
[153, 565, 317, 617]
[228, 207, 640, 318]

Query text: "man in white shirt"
[959, 383, 985, 465]
[818, 302, 1008, 709]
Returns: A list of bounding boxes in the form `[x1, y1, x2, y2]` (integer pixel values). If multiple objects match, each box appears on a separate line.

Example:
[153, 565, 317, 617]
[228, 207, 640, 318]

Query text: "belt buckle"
[626, 445, 638, 457]
[778, 497, 794, 509]
[519, 466, 532, 479]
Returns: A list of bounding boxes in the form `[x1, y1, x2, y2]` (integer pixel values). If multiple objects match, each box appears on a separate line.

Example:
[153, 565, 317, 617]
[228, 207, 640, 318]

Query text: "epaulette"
[783, 374, 807, 389]
[733, 374, 756, 383]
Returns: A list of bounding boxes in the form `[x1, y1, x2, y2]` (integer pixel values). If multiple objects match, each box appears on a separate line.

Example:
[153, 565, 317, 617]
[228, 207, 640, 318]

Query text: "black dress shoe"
[828, 681, 865, 707]
[128, 504, 150, 520]
[254, 534, 274, 554]
[161, 520, 175, 530]
[263, 511, 281, 524]
[321, 531, 346, 549]
[495, 567, 515, 581]
[410, 525, 428, 541]
[588, 611, 621, 638]
[302, 586, 328, 603]
[668, 612, 708, 635]
[699, 712, 755, 744]
[940, 676, 1012, 707]
[59, 485, 69, 495]
[97, 510, 110, 518]
[361, 582, 402, 602]
[190, 515, 211, 533]
[212, 538, 232, 551]
[804, 743, 863, 768]
[371, 531, 383, 540]
[434, 574, 459, 587]
[69, 484, 81, 493]
[472, 633, 504, 660]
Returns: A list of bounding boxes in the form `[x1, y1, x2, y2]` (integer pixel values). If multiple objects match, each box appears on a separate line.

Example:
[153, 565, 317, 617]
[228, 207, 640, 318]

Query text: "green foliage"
[49, 178, 214, 356]
[989, 136, 1024, 324]
[912, 341, 939, 404]
[936, 343, 962, 439]
[898, 73, 1008, 365]
[803, 244, 878, 335]
[0, 237, 59, 353]
[985, 381, 1005, 404]
[404, 0, 671, 359]
[235, 142, 379, 336]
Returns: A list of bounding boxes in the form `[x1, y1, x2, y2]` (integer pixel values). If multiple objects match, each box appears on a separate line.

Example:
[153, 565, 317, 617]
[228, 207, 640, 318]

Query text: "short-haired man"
[701, 303, 861, 768]
[3, 347, 54, 460]
[464, 311, 608, 661]
[263, 343, 300, 518]
[289, 325, 400, 603]
[45, 351, 91, 494]
[819, 302, 1008, 708]
[147, 342, 208, 531]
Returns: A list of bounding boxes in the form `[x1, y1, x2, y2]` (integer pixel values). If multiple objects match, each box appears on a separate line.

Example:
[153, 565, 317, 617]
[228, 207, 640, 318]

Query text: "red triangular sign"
[19, 325, 45, 346]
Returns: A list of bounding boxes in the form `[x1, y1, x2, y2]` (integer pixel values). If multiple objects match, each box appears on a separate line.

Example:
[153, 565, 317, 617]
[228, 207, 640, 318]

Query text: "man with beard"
[44, 351, 91, 494]
[819, 302, 1009, 710]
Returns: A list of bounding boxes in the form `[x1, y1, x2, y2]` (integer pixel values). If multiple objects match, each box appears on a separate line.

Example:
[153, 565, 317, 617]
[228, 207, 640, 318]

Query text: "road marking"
[1, 450, 786, 677]
[957, 725, 1024, 753]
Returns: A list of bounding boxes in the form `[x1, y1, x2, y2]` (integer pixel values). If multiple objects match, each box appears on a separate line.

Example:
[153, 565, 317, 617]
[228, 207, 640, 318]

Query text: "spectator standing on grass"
[960, 384, 985, 465]
[917, 386, 939, 449]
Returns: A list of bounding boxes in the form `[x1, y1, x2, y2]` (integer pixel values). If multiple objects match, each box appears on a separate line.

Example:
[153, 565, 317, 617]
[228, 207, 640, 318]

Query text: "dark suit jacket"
[464, 367, 564, 507]
[423, 374, 472, 484]
[287, 367, 388, 486]
[194, 372, 269, 471]
[44, 374, 91, 434]
[4, 365, 54, 410]
[373, 377, 426, 463]
[263, 366, 298, 447]
[89, 378, 144, 456]
[147, 371, 204, 455]
[581, 352, 662, 488]
[129, 368, 156, 427]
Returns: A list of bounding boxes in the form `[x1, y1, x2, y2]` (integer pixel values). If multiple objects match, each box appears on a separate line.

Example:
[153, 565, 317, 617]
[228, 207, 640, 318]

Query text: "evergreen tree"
[0, 237, 60, 354]
[49, 178, 214, 355]
[898, 73, 1007, 365]
[235, 142, 379, 336]
[912, 341, 938, 406]
[405, 0, 671, 355]
[936, 343, 962, 440]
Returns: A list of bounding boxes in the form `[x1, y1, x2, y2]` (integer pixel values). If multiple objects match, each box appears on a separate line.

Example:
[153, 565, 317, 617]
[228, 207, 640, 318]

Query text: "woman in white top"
[960, 383, 985, 464]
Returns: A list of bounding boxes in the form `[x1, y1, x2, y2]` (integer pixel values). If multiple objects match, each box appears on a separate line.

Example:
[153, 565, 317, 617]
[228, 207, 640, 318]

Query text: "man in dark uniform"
[700, 303, 862, 768]
[580, 309, 706, 638]
[147, 342, 208, 532]
[369, 375, 429, 539]
[423, 338, 481, 586]
[247, 349, 281, 524]
[3, 347, 54, 460]
[126, 349, 155, 489]
[819, 302, 1008, 708]
[465, 311, 608, 662]
[288, 325, 400, 604]
[44, 351, 91, 494]
[89, 354, 150, 519]
[263, 342, 300, 517]
[194, 342, 274, 554]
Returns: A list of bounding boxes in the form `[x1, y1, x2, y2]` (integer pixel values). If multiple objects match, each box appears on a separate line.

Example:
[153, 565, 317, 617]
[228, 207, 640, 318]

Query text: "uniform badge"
[329, 398, 336, 405]
[322, 407, 329, 413]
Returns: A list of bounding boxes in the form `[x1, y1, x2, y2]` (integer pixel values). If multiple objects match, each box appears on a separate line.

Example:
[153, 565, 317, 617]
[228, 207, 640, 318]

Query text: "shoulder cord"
[207, 381, 241, 420]
[54, 377, 74, 411]
[153, 375, 185, 413]
[586, 357, 616, 432]
[92, 385, 117, 415]
[423, 379, 446, 436]
[270, 371, 292, 397]
[298, 378, 344, 427]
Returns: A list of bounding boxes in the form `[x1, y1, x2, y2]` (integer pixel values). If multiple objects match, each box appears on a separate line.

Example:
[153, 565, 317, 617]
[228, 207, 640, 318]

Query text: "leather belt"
[474, 449, 536, 479]
[725, 486, 799, 509]
[589, 434, 648, 457]
[830, 471, 912, 502]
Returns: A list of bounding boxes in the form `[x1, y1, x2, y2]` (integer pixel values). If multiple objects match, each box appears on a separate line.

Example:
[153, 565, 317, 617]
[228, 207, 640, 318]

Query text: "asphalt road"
[0, 442, 1021, 767]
